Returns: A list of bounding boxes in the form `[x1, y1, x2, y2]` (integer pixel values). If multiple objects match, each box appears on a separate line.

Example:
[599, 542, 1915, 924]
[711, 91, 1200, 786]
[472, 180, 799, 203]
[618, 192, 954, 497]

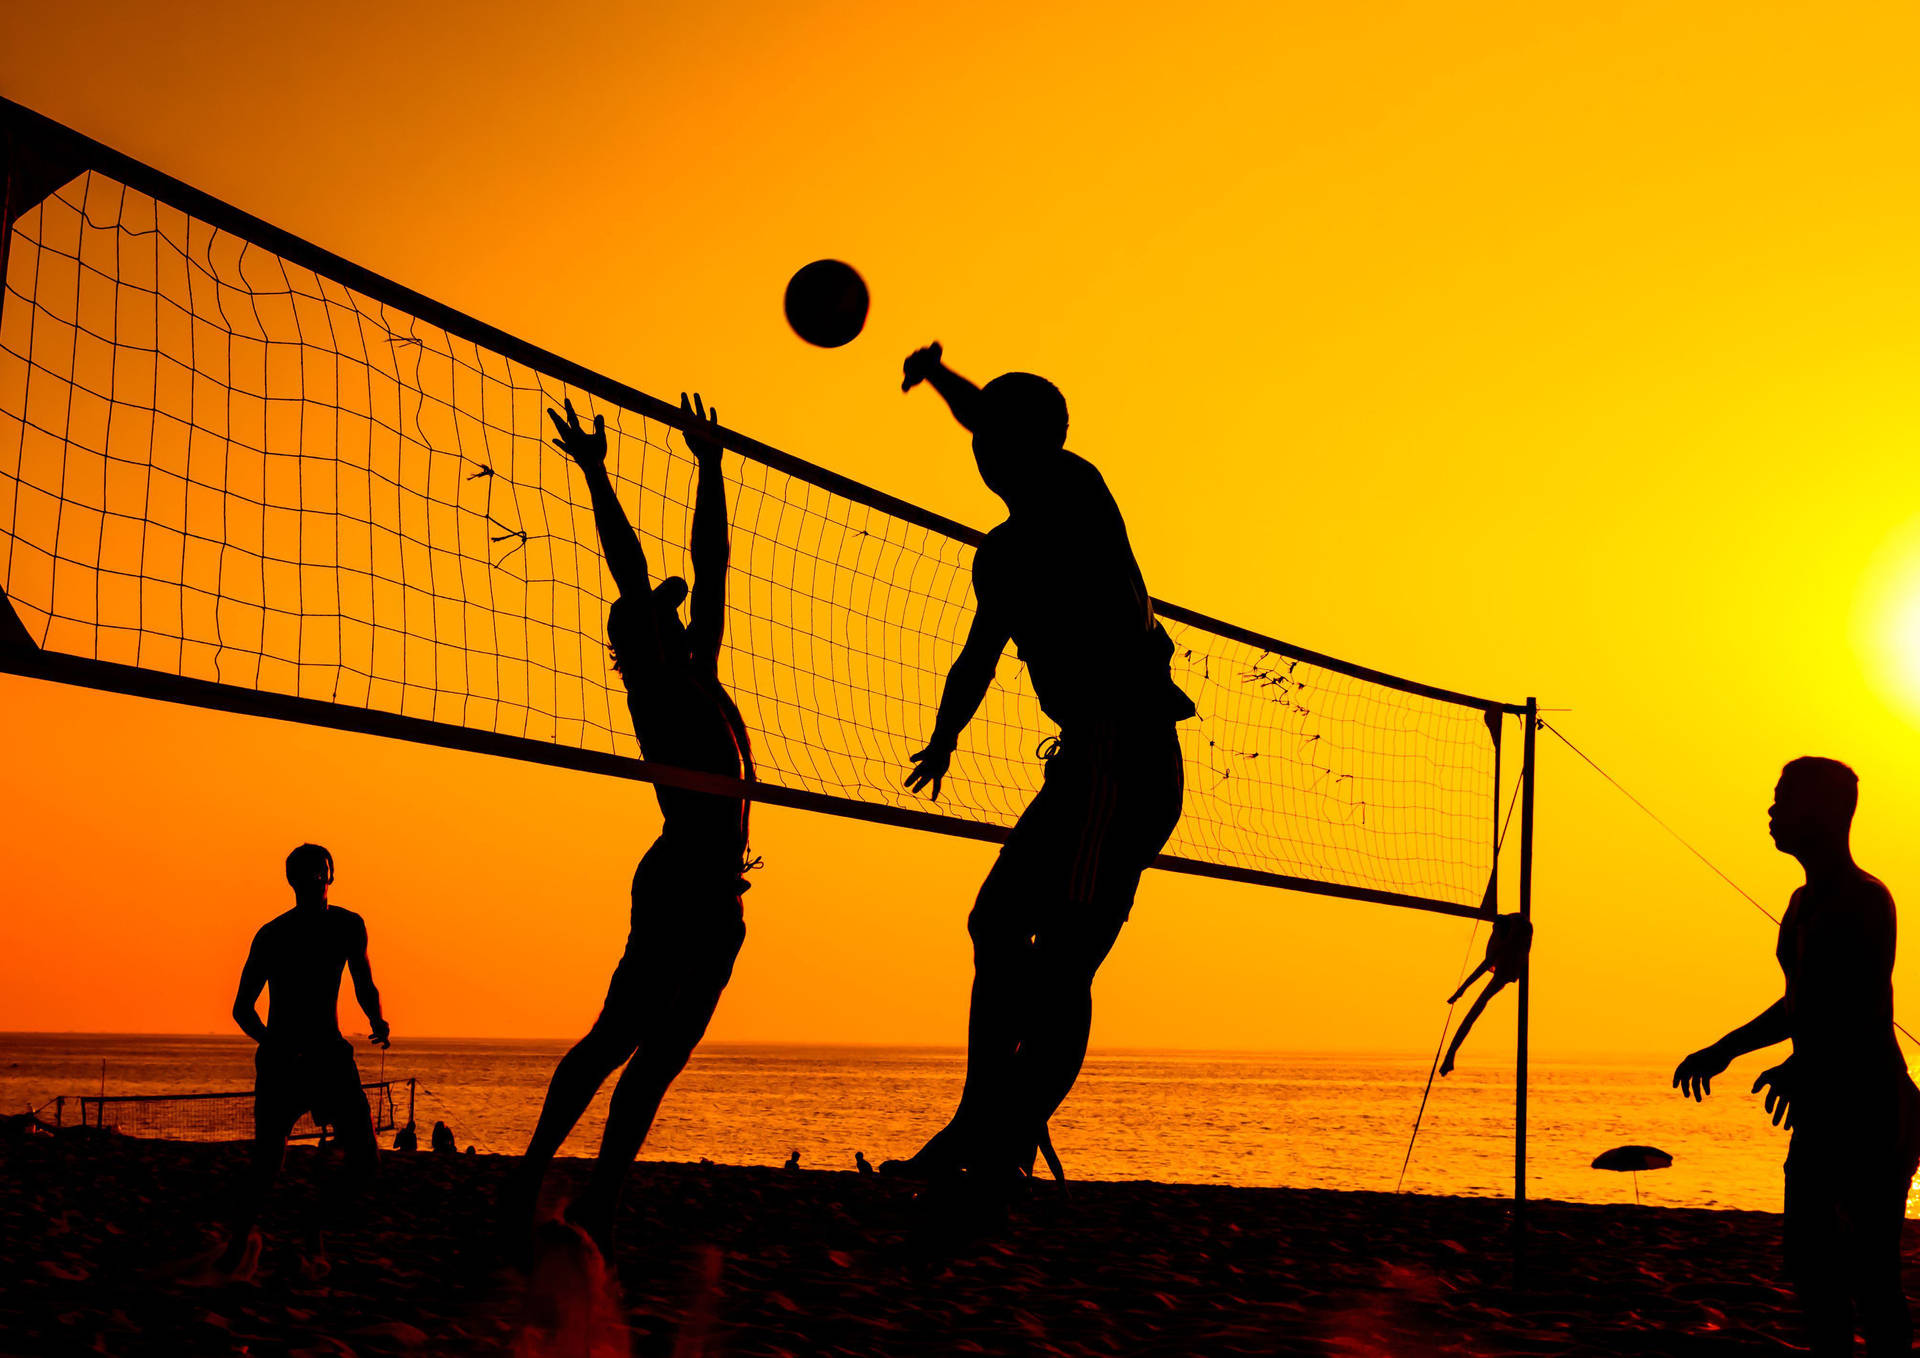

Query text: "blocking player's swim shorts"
[599, 831, 749, 1027]
[975, 720, 1185, 935]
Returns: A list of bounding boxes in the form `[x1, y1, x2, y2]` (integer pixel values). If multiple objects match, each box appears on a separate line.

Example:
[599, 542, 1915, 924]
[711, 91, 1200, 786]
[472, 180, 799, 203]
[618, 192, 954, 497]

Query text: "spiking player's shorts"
[971, 720, 1185, 950]
[598, 831, 749, 1032]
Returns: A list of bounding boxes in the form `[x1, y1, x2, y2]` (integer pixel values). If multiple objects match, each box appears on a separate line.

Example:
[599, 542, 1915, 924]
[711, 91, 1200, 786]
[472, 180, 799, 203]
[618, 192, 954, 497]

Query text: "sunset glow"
[5, 2, 1920, 1073]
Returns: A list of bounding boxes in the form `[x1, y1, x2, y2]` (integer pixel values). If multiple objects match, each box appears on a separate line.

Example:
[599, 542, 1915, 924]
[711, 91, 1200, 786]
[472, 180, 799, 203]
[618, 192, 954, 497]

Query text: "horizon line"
[0, 1029, 1686, 1063]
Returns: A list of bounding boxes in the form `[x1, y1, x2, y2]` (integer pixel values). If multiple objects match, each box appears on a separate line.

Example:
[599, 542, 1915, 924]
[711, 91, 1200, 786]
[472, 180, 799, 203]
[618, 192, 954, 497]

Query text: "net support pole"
[1515, 698, 1539, 1218]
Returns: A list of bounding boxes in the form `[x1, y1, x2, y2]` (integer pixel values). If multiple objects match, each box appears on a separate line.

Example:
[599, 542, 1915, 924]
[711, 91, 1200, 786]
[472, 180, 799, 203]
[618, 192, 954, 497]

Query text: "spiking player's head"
[1769, 756, 1858, 856]
[972, 372, 1069, 500]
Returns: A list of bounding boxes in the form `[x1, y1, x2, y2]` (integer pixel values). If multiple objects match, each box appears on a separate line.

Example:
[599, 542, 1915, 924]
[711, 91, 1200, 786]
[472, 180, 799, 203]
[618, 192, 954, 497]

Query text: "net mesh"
[0, 170, 1501, 909]
[77, 1081, 399, 1143]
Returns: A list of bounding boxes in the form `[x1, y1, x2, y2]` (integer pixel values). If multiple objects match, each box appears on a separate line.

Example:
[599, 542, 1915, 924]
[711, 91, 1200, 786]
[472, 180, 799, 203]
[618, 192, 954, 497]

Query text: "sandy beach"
[0, 1115, 1864, 1357]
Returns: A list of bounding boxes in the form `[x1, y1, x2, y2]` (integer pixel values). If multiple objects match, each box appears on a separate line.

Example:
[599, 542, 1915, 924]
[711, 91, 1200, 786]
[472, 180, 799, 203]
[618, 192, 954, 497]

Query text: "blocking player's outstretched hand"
[368, 1019, 391, 1050]
[901, 341, 944, 393]
[904, 742, 952, 801]
[547, 398, 607, 468]
[680, 392, 722, 462]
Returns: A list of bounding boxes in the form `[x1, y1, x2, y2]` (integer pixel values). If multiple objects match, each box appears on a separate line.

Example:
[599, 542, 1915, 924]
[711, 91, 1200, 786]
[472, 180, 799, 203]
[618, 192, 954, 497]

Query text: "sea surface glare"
[0, 1034, 1848, 1214]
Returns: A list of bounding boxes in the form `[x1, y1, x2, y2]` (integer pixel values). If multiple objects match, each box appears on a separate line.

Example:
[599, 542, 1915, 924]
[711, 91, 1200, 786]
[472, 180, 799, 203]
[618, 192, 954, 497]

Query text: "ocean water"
[0, 1033, 1847, 1214]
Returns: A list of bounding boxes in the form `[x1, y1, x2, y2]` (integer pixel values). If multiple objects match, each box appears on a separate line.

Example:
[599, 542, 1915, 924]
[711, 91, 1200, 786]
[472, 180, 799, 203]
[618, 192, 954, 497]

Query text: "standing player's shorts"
[974, 720, 1185, 943]
[600, 830, 749, 1032]
[254, 1035, 368, 1132]
[1782, 1074, 1920, 1286]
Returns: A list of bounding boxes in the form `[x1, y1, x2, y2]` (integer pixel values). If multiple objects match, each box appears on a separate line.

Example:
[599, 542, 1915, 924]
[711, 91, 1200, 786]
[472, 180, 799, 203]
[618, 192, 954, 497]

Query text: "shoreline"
[2, 1120, 1841, 1356]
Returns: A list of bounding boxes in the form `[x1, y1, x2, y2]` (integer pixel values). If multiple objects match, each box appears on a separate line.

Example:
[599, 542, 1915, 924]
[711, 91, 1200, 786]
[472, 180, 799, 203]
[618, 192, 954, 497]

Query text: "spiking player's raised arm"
[901, 340, 980, 429]
[900, 344, 1007, 802]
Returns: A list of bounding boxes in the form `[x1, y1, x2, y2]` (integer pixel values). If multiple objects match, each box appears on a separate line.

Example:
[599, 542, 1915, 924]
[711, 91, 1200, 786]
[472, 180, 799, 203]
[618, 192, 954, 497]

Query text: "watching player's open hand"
[1672, 1044, 1728, 1101]
[905, 742, 953, 801]
[368, 1020, 391, 1050]
[547, 398, 607, 468]
[681, 392, 722, 463]
[1753, 1059, 1795, 1129]
[901, 342, 944, 393]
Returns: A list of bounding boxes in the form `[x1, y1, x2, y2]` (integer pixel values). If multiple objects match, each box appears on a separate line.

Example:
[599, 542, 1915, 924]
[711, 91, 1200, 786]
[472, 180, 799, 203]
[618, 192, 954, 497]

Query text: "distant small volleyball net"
[0, 99, 1521, 919]
[73, 1080, 403, 1143]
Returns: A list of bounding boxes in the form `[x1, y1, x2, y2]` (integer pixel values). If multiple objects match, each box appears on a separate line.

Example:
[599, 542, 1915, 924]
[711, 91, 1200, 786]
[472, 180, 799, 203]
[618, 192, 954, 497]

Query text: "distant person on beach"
[785, 1150, 801, 1170]
[502, 395, 754, 1256]
[393, 1120, 417, 1152]
[220, 843, 390, 1274]
[432, 1120, 456, 1155]
[1439, 912, 1532, 1077]
[856, 1151, 874, 1175]
[890, 344, 1193, 1209]
[1674, 758, 1920, 1356]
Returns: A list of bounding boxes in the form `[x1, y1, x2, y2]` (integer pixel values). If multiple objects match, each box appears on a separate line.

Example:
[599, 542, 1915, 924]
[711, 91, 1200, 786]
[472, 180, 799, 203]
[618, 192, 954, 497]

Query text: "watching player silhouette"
[1674, 758, 1920, 1356]
[219, 843, 389, 1276]
[888, 342, 1194, 1213]
[501, 394, 755, 1258]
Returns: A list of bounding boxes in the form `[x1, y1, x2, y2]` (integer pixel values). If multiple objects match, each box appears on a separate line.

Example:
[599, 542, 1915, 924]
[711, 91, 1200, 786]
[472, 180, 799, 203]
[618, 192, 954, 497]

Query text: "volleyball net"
[73, 1080, 405, 1143]
[0, 98, 1522, 919]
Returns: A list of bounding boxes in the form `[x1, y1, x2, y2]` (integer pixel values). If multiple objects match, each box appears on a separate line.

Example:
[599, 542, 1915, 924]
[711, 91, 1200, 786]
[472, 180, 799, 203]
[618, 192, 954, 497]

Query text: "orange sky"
[5, 1, 1920, 1069]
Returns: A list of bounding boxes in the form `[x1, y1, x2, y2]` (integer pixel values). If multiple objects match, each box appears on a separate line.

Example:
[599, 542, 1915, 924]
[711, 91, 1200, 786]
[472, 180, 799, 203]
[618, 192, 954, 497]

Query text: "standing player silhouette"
[503, 394, 754, 1254]
[1674, 758, 1920, 1356]
[890, 343, 1193, 1194]
[220, 844, 390, 1275]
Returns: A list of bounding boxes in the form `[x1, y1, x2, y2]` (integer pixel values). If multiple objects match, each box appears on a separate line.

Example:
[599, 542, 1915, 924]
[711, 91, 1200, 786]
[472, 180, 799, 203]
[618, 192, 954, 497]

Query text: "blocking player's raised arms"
[686, 402, 730, 672]
[549, 401, 656, 605]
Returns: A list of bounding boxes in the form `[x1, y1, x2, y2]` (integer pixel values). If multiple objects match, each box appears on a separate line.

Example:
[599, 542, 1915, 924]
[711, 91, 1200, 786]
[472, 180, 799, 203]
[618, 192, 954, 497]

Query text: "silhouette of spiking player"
[220, 843, 389, 1275]
[1674, 758, 1920, 1357]
[503, 394, 753, 1255]
[890, 342, 1194, 1196]
[1439, 912, 1532, 1077]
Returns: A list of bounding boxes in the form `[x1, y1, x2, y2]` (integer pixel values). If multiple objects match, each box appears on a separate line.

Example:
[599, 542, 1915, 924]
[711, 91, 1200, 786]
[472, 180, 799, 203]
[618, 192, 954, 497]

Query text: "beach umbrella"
[1591, 1144, 1673, 1203]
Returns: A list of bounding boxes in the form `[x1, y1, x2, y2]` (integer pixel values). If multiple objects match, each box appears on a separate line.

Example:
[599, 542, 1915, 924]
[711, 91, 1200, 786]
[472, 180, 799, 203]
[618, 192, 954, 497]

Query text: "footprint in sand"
[516, 1218, 631, 1358]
